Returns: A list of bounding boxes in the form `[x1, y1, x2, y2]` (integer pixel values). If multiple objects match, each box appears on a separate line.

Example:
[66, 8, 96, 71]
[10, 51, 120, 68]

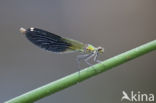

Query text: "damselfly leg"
[93, 52, 102, 63]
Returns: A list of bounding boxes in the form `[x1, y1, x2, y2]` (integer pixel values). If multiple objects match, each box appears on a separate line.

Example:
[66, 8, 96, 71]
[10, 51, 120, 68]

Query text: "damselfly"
[20, 27, 104, 65]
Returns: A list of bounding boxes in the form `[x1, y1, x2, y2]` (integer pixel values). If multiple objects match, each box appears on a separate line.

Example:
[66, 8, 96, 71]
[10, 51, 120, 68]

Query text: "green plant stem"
[5, 40, 156, 103]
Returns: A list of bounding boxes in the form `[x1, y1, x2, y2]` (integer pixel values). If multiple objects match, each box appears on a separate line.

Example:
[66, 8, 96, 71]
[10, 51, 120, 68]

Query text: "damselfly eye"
[97, 47, 104, 54]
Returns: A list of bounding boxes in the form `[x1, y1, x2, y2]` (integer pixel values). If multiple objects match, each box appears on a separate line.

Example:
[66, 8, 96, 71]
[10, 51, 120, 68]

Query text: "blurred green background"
[0, 0, 156, 103]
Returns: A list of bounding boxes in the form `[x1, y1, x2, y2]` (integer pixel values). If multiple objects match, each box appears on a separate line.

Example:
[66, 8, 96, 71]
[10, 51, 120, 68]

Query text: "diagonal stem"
[5, 40, 156, 103]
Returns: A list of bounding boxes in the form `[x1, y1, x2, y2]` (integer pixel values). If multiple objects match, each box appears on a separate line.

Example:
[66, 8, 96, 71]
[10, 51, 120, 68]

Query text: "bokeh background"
[0, 0, 156, 103]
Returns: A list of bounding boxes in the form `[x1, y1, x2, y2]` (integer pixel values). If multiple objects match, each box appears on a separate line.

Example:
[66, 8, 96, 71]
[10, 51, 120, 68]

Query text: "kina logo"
[121, 91, 155, 102]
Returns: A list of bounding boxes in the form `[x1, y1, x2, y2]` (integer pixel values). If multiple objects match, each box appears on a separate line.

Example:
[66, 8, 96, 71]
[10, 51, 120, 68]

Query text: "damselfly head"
[97, 46, 104, 54]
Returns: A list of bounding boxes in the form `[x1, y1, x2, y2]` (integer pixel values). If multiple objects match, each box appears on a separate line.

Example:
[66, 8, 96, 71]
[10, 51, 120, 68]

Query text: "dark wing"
[25, 28, 71, 52]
